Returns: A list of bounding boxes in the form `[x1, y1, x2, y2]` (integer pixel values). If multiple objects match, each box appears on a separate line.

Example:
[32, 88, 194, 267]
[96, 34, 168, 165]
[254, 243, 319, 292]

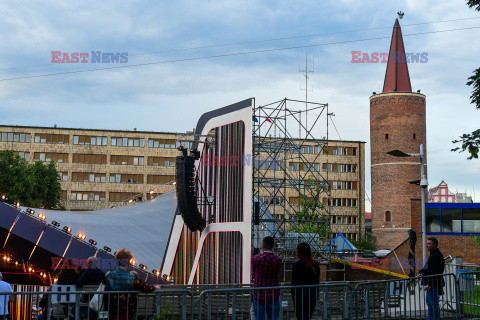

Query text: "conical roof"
[382, 18, 412, 92]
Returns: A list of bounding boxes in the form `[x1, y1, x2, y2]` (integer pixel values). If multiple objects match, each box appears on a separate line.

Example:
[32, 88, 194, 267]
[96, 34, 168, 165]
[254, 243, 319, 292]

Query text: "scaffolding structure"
[252, 98, 333, 270]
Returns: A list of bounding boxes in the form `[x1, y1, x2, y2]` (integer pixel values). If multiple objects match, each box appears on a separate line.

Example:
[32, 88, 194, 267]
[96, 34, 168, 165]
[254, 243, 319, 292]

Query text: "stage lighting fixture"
[128, 199, 134, 203]
[130, 259, 136, 265]
[1, 195, 5, 201]
[152, 269, 157, 275]
[149, 190, 154, 194]
[77, 233, 86, 240]
[38, 213, 46, 220]
[89, 239, 97, 246]
[52, 221, 61, 227]
[103, 246, 111, 253]
[15, 202, 20, 207]
[27, 208, 35, 214]
[63, 226, 71, 234]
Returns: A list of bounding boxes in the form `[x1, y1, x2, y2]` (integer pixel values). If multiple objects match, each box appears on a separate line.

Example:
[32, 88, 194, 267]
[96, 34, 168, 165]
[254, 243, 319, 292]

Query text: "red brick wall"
[370, 92, 426, 250]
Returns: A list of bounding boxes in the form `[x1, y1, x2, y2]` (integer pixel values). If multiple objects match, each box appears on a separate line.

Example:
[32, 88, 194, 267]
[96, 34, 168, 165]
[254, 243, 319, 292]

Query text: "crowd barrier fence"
[0, 271, 478, 319]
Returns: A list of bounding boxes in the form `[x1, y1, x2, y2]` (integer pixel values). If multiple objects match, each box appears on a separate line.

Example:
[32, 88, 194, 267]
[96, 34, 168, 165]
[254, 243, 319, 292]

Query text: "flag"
[252, 116, 259, 122]
[266, 118, 272, 123]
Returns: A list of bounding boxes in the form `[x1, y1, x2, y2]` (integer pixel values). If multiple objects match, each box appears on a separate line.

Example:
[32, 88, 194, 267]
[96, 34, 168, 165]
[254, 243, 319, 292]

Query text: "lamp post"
[387, 144, 428, 263]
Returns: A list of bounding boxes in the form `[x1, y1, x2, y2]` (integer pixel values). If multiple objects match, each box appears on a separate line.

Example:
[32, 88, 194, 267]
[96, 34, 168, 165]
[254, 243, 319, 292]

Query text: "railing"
[0, 271, 478, 319]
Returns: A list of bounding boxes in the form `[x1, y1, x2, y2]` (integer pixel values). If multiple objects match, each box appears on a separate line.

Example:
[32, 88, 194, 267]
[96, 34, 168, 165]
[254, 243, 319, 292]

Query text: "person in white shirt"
[0, 272, 13, 320]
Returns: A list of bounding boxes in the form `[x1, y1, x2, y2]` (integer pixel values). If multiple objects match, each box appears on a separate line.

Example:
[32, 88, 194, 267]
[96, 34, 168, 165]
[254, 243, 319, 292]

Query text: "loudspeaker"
[253, 202, 260, 226]
[176, 151, 206, 232]
[408, 229, 416, 252]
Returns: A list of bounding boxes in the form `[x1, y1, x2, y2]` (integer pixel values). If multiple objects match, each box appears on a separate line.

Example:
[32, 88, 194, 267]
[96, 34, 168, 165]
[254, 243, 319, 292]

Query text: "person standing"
[103, 248, 155, 320]
[251, 236, 282, 320]
[76, 256, 105, 287]
[291, 243, 320, 320]
[0, 272, 13, 320]
[419, 237, 445, 320]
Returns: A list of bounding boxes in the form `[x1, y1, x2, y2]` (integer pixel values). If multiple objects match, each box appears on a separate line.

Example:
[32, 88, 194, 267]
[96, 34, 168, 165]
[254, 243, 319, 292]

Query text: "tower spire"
[382, 18, 412, 92]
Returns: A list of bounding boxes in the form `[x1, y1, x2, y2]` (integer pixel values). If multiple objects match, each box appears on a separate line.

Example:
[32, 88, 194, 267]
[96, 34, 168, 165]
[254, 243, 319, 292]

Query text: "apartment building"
[256, 140, 366, 241]
[0, 125, 365, 239]
[0, 125, 181, 210]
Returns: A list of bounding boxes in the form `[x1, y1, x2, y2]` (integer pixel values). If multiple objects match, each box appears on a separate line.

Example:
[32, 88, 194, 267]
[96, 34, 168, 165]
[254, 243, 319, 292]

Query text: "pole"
[420, 144, 427, 264]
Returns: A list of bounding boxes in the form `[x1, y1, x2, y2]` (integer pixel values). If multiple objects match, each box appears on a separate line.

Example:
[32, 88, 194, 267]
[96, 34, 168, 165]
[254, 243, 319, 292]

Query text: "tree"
[452, 1, 480, 159]
[0, 150, 62, 209]
[289, 176, 330, 237]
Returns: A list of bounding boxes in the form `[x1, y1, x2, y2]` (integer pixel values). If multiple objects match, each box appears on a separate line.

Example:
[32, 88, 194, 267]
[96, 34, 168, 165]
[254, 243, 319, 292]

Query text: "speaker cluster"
[176, 148, 206, 232]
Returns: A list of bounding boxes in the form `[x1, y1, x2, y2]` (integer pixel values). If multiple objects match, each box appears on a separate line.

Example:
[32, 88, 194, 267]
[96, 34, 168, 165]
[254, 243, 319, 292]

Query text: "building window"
[385, 134, 389, 139]
[70, 191, 105, 201]
[109, 173, 144, 184]
[72, 172, 106, 183]
[463, 208, 480, 233]
[413, 133, 416, 140]
[385, 211, 391, 222]
[73, 135, 107, 146]
[111, 137, 145, 147]
[34, 133, 69, 144]
[1, 132, 31, 143]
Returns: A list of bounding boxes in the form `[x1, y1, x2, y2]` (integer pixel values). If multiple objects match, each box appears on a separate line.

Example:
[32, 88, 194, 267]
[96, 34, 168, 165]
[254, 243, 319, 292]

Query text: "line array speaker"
[176, 150, 206, 232]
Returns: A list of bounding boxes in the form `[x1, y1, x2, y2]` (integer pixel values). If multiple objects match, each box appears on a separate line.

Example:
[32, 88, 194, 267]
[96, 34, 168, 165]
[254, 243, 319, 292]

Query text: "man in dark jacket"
[419, 237, 444, 320]
[76, 257, 104, 287]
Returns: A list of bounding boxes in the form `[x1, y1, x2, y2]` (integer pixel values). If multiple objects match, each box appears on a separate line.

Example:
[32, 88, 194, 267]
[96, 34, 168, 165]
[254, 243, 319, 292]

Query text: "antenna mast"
[299, 53, 314, 137]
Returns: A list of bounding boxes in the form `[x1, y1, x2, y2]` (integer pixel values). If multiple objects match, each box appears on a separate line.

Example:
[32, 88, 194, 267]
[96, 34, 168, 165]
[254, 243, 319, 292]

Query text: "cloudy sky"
[0, 1, 479, 210]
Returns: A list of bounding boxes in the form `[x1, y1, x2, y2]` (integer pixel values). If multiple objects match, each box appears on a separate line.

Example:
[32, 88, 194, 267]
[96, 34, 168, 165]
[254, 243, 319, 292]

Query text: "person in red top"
[251, 236, 282, 320]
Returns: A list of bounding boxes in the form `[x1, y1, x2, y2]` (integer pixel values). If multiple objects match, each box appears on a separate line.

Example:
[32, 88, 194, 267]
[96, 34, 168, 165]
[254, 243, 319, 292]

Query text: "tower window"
[413, 133, 416, 140]
[385, 134, 389, 139]
[385, 211, 391, 222]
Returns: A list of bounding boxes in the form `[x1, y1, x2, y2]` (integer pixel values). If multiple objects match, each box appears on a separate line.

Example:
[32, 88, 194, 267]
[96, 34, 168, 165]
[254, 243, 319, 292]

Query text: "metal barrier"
[353, 273, 459, 320]
[0, 272, 479, 319]
[197, 283, 352, 320]
[0, 287, 193, 320]
[457, 270, 480, 319]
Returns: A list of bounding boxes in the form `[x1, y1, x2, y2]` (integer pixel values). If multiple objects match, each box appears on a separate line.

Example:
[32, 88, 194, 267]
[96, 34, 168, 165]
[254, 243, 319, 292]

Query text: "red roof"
[365, 212, 372, 219]
[382, 19, 412, 93]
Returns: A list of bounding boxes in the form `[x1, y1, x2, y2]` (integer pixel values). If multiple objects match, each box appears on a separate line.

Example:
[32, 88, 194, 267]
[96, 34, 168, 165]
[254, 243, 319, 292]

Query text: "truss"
[252, 98, 334, 268]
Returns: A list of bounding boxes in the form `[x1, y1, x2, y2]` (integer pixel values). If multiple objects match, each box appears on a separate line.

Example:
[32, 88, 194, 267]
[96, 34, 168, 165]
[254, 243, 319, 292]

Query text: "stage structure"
[165, 98, 333, 284]
[164, 99, 254, 285]
[0, 98, 334, 286]
[252, 98, 332, 271]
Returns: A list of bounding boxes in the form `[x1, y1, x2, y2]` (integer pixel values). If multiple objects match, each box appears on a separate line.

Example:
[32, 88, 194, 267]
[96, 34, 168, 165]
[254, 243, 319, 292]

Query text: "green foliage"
[155, 306, 176, 319]
[452, 2, 480, 159]
[467, 0, 480, 11]
[350, 238, 376, 251]
[289, 176, 329, 236]
[0, 150, 63, 209]
[452, 129, 480, 159]
[471, 234, 480, 248]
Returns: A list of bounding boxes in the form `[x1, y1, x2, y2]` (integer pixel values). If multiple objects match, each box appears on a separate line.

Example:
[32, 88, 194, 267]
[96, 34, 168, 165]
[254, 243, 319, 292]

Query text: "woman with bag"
[291, 243, 320, 320]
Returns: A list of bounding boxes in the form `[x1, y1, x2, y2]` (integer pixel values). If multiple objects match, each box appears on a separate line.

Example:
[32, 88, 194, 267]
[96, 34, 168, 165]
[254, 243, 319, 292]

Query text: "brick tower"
[370, 19, 427, 250]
